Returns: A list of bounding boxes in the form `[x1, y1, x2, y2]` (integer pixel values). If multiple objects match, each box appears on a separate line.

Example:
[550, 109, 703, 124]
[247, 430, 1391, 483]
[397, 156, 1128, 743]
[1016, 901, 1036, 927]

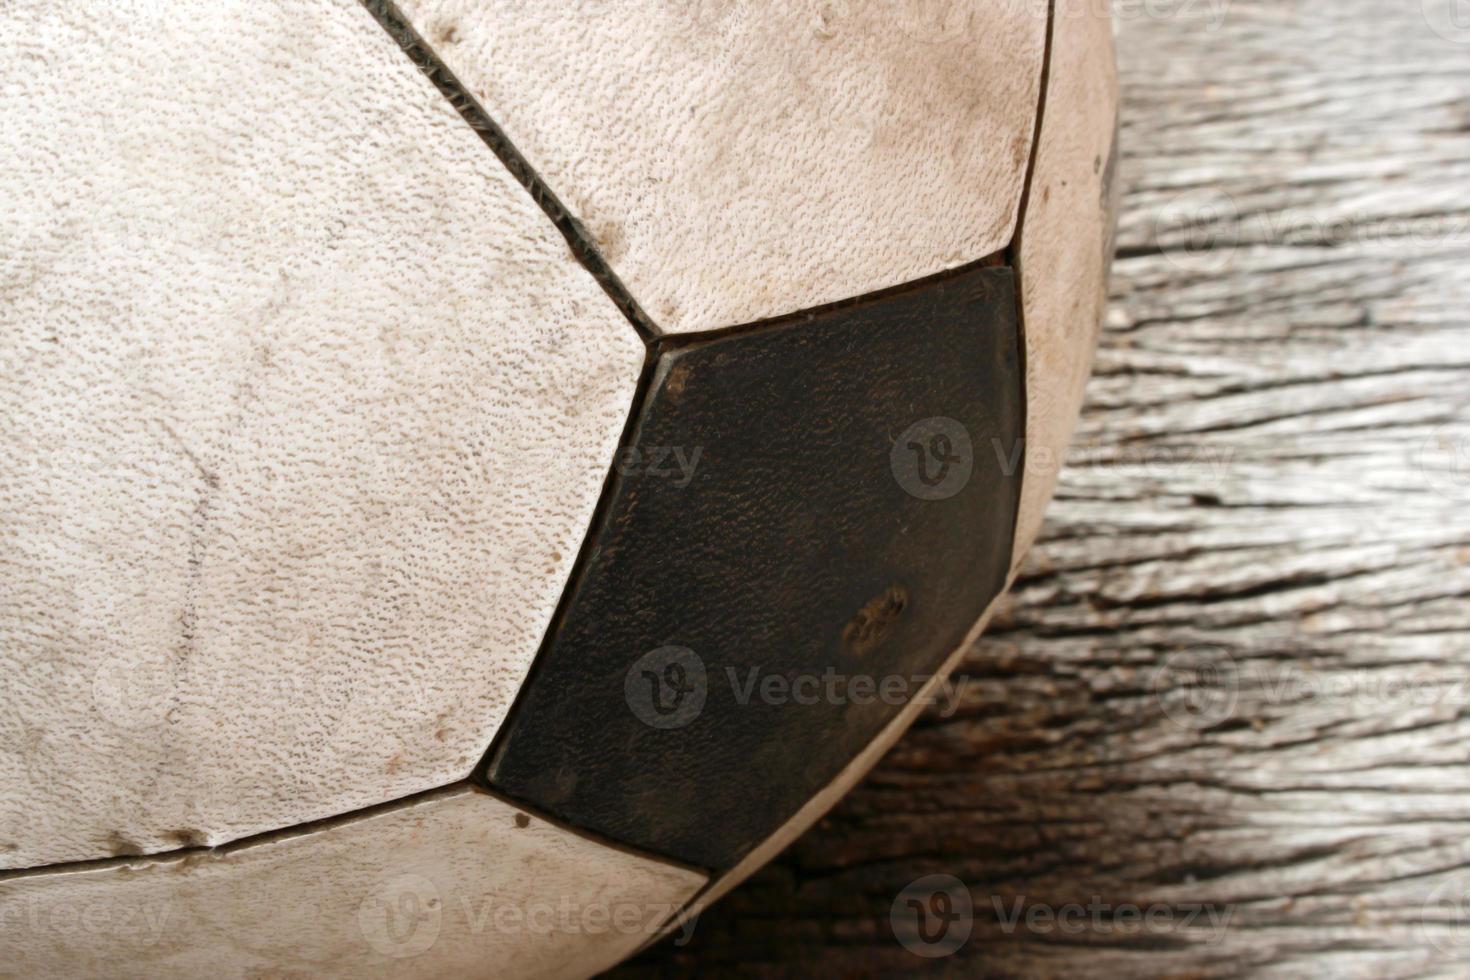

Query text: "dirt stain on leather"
[843, 585, 909, 657]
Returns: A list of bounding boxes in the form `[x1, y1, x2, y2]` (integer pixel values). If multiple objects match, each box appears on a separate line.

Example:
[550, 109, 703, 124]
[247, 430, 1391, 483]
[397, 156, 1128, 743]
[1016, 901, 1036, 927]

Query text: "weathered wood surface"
[621, 0, 1470, 975]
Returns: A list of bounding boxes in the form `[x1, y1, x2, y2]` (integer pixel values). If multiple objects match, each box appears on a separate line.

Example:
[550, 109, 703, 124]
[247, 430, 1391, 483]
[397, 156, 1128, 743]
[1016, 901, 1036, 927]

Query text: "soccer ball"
[0, 0, 1116, 975]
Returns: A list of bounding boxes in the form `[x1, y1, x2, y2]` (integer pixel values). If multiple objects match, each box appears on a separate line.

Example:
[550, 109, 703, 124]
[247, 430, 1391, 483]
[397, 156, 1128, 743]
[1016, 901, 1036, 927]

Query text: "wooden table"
[621, 1, 1470, 975]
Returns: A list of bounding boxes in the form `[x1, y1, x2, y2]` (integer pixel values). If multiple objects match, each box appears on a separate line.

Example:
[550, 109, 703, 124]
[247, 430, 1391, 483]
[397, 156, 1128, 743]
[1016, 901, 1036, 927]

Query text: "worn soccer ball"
[0, 0, 1116, 975]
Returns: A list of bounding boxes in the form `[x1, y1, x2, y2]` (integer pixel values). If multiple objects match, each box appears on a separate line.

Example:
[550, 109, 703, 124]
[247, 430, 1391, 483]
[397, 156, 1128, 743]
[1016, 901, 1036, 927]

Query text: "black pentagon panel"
[485, 265, 1023, 870]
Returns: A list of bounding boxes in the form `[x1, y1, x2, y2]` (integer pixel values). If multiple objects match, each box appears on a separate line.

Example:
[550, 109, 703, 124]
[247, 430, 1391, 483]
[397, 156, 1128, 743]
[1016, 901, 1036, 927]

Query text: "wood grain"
[620, 0, 1470, 975]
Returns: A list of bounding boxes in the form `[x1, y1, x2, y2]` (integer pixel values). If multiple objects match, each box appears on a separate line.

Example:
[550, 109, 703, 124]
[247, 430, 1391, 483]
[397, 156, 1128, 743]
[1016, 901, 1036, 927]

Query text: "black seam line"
[1010, 0, 1056, 249]
[0, 779, 706, 885]
[1002, 0, 1056, 573]
[359, 0, 662, 343]
[470, 344, 663, 786]
[483, 772, 711, 879]
[653, 247, 1011, 354]
[0, 782, 466, 883]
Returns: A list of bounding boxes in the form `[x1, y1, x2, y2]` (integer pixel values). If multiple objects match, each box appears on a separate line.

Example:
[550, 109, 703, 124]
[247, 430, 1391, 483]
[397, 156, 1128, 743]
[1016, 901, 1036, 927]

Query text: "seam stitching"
[360, 0, 662, 342]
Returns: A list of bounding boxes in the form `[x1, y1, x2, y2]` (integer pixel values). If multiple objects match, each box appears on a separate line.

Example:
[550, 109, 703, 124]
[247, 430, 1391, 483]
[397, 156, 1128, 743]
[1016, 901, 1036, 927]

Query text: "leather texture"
[1, 0, 1113, 972]
[0, 0, 642, 869]
[1012, 3, 1120, 571]
[685, 0, 1125, 884]
[393, 0, 1048, 333]
[0, 787, 705, 979]
[659, 585, 1011, 935]
[488, 265, 1023, 870]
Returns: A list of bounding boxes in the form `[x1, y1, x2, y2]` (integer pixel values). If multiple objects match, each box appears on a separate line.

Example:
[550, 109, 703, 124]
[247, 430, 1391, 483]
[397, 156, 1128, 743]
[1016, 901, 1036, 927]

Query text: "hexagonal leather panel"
[487, 264, 1023, 869]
